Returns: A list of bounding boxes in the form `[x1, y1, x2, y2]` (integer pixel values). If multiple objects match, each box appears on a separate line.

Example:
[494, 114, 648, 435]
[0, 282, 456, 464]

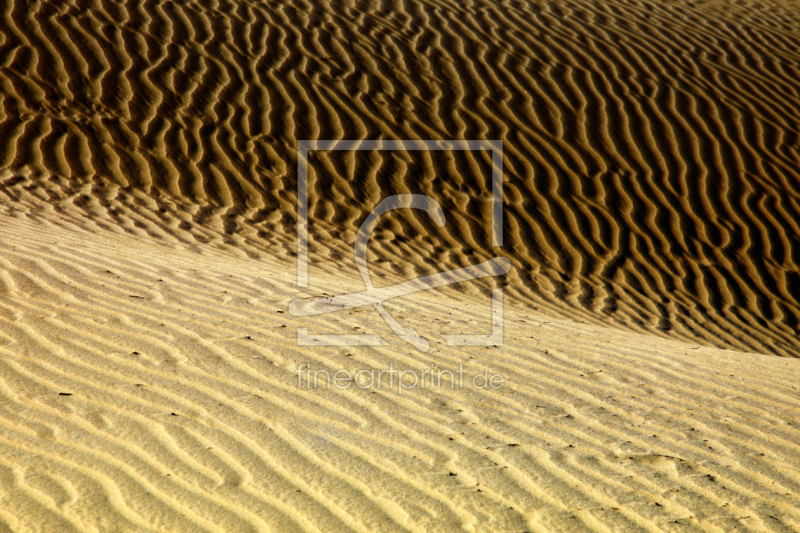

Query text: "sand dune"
[0, 215, 799, 531]
[2, 0, 800, 530]
[1, 0, 800, 355]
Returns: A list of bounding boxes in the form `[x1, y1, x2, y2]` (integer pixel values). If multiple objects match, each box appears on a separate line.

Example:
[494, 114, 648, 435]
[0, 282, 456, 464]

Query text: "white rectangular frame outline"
[296, 139, 504, 348]
[297, 139, 503, 287]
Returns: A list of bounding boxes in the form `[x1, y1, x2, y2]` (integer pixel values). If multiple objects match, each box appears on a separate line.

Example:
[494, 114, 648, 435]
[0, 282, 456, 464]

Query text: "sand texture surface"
[0, 214, 798, 532]
[2, 0, 800, 355]
[1, 0, 800, 530]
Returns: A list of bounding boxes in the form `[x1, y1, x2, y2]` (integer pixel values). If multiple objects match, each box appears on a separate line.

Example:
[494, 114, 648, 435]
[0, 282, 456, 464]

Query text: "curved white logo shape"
[290, 194, 511, 351]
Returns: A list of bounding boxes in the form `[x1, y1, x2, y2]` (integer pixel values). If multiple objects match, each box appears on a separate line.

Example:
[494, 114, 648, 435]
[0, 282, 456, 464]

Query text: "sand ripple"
[1, 0, 800, 359]
[0, 215, 799, 531]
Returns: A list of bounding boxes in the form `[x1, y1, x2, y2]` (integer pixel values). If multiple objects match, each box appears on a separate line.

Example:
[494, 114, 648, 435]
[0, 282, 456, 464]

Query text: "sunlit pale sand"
[1, 207, 799, 531]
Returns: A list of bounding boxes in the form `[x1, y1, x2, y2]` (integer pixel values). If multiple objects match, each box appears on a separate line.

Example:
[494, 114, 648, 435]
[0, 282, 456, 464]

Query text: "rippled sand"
[1, 0, 800, 530]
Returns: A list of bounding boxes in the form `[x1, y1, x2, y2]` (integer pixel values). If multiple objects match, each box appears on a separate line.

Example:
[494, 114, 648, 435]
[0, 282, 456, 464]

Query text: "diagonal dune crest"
[3, 0, 800, 355]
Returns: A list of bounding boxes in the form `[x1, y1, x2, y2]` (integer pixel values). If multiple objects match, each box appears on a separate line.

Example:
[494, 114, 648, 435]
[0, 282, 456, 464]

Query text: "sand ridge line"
[3, 0, 800, 354]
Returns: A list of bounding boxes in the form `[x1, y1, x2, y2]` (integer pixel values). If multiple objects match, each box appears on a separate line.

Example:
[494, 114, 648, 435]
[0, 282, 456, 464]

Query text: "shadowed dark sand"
[3, 0, 800, 356]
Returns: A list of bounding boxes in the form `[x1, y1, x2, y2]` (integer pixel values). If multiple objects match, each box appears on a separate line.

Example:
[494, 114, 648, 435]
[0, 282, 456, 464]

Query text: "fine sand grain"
[0, 214, 799, 531]
[1, 0, 800, 354]
[2, 0, 800, 530]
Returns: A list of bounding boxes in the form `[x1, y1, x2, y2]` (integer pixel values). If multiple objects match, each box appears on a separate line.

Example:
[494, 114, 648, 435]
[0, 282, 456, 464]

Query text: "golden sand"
[1, 0, 800, 530]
